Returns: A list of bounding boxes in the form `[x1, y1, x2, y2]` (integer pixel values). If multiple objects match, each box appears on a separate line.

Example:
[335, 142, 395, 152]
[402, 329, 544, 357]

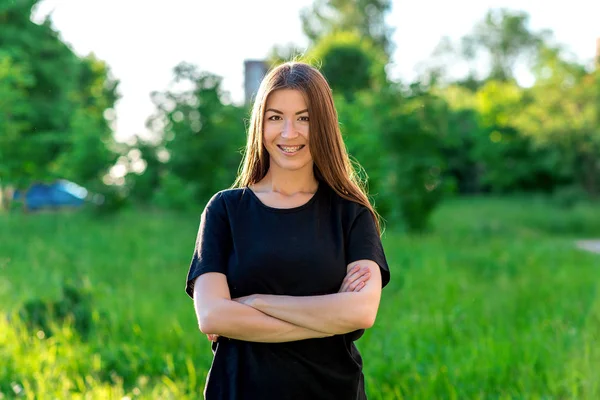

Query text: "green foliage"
[2, 198, 600, 397]
[52, 55, 121, 185]
[379, 85, 454, 232]
[85, 183, 130, 216]
[151, 172, 198, 212]
[461, 8, 547, 82]
[139, 63, 246, 208]
[18, 280, 94, 339]
[337, 84, 453, 232]
[552, 184, 592, 210]
[435, 68, 589, 195]
[0, 1, 120, 192]
[0, 52, 34, 184]
[514, 46, 600, 196]
[335, 92, 394, 218]
[470, 80, 566, 193]
[423, 9, 598, 197]
[125, 149, 161, 206]
[307, 31, 387, 100]
[424, 8, 548, 87]
[437, 106, 484, 194]
[300, 0, 394, 58]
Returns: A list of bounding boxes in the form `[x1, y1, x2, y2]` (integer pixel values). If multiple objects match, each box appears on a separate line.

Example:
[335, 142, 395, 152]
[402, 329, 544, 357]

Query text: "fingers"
[347, 270, 370, 292]
[339, 264, 371, 293]
[207, 334, 219, 342]
[339, 266, 358, 292]
[348, 274, 369, 292]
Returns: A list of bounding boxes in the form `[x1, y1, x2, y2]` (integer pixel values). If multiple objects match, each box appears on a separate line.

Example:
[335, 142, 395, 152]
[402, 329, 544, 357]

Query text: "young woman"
[185, 61, 391, 400]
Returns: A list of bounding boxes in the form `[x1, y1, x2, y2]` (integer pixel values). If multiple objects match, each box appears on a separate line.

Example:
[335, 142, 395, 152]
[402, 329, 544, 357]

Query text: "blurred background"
[1, 0, 600, 398]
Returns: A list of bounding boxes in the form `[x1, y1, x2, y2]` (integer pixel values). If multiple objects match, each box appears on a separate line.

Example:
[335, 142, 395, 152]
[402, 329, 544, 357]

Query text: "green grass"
[1, 197, 600, 399]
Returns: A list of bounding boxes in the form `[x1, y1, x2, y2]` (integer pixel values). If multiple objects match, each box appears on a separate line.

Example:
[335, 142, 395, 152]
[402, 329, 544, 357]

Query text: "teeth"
[281, 146, 302, 153]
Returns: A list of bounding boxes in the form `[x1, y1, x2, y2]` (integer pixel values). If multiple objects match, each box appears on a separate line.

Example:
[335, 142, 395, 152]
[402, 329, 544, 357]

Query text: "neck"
[260, 163, 318, 195]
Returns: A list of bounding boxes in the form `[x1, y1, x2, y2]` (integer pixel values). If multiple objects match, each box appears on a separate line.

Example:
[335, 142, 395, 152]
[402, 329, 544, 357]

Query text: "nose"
[281, 118, 299, 138]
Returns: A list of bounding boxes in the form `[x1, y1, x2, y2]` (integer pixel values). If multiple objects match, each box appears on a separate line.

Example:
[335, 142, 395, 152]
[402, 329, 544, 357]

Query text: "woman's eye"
[299, 116, 309, 122]
[268, 115, 282, 121]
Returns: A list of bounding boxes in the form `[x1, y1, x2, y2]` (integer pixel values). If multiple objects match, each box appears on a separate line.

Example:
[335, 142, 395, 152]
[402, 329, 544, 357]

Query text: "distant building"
[244, 60, 268, 106]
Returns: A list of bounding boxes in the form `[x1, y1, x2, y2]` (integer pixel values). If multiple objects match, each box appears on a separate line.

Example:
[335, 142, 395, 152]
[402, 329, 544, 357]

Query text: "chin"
[272, 157, 313, 172]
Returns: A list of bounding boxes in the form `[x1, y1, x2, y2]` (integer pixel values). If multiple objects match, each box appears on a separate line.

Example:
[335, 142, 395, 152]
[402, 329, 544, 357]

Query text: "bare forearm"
[196, 299, 333, 343]
[249, 292, 376, 335]
[246, 261, 383, 334]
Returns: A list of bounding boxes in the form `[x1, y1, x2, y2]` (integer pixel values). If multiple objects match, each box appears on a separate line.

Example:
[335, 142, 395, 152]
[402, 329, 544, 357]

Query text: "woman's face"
[263, 89, 313, 173]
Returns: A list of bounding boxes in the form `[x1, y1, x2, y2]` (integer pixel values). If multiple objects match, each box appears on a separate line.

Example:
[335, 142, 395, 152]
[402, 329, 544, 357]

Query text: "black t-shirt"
[185, 183, 390, 400]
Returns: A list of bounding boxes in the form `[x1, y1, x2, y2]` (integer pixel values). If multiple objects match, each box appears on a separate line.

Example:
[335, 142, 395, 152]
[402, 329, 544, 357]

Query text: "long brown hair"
[232, 62, 382, 233]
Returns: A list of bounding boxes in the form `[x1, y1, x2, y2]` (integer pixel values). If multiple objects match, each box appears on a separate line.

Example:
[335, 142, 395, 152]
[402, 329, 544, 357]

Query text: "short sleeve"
[185, 192, 231, 298]
[346, 207, 390, 288]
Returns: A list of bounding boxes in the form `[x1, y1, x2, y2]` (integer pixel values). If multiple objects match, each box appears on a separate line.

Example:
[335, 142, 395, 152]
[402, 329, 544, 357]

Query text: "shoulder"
[321, 184, 372, 223]
[212, 188, 247, 204]
[203, 187, 251, 215]
[323, 184, 367, 212]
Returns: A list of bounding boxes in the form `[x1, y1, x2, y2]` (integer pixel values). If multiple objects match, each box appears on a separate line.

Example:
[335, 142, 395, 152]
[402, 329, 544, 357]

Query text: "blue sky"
[33, 0, 599, 142]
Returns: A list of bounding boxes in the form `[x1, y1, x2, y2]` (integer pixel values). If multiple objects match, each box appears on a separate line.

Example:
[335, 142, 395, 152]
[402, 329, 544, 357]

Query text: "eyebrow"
[265, 108, 309, 115]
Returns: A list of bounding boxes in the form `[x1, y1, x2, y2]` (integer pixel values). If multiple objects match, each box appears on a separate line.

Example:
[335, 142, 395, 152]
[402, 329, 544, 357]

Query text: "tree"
[140, 63, 246, 209]
[337, 83, 453, 232]
[472, 80, 566, 192]
[461, 8, 549, 82]
[0, 0, 119, 191]
[306, 31, 387, 101]
[53, 55, 121, 187]
[514, 46, 600, 196]
[431, 85, 487, 193]
[300, 0, 394, 59]
[435, 78, 573, 195]
[422, 9, 549, 86]
[0, 53, 34, 189]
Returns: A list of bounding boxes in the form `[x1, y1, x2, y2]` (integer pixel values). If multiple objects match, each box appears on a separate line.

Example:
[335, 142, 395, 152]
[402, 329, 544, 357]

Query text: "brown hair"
[232, 62, 382, 233]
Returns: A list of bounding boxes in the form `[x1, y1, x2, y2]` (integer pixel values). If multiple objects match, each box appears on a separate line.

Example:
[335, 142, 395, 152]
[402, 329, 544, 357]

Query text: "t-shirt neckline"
[244, 183, 322, 213]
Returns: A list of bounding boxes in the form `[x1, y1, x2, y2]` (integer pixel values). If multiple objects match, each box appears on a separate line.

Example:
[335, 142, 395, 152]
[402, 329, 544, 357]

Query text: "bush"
[337, 86, 454, 233]
[552, 184, 590, 209]
[18, 280, 94, 339]
[151, 172, 198, 211]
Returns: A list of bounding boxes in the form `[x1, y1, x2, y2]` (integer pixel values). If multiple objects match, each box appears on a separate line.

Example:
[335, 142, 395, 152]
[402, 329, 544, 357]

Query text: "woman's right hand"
[207, 334, 219, 342]
[338, 264, 371, 293]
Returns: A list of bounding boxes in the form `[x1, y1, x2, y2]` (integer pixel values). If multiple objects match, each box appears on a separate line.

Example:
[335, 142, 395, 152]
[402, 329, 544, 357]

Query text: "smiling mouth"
[277, 145, 305, 154]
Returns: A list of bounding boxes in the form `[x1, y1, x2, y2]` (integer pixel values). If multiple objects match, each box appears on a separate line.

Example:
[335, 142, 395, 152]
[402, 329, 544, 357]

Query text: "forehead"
[265, 89, 308, 110]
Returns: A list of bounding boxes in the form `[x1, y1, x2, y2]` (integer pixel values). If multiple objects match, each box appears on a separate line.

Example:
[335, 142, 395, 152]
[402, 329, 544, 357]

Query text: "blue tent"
[14, 180, 88, 211]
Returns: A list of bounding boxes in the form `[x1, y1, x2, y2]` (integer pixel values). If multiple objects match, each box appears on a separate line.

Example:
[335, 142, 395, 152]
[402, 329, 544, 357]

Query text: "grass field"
[1, 196, 599, 399]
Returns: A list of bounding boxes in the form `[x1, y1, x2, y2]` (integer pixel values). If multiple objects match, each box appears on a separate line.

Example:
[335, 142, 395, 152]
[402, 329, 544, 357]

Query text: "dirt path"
[576, 240, 600, 254]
